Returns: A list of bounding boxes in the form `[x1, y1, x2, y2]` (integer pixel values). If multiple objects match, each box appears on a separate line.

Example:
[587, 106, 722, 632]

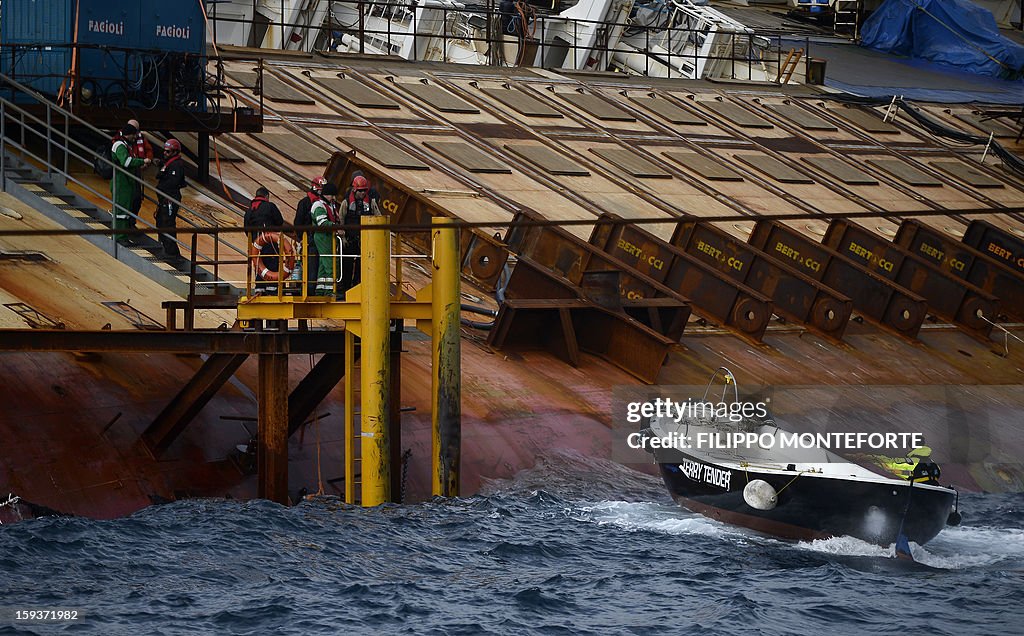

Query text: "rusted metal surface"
[488, 296, 675, 383]
[257, 353, 289, 505]
[325, 151, 510, 291]
[670, 220, 853, 342]
[824, 220, 998, 339]
[896, 219, 1024, 321]
[962, 219, 1024, 276]
[749, 220, 928, 339]
[589, 217, 778, 343]
[142, 353, 250, 456]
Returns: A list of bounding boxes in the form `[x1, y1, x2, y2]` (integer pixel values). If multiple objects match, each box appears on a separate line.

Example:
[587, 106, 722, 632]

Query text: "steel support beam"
[287, 353, 347, 437]
[257, 353, 289, 505]
[142, 353, 249, 456]
[0, 330, 344, 354]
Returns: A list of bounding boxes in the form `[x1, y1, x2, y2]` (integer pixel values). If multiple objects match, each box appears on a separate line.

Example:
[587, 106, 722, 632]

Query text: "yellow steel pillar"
[359, 215, 391, 506]
[431, 217, 461, 497]
[344, 329, 356, 505]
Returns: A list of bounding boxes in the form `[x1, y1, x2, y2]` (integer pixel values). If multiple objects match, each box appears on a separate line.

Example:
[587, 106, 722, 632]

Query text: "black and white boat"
[641, 368, 961, 548]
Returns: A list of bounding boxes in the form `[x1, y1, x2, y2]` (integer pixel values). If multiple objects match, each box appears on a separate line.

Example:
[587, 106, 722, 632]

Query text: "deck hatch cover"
[503, 144, 589, 175]
[663, 151, 743, 181]
[102, 302, 165, 331]
[345, 137, 431, 170]
[3, 303, 64, 329]
[397, 83, 479, 113]
[866, 159, 943, 187]
[424, 141, 511, 173]
[632, 97, 706, 126]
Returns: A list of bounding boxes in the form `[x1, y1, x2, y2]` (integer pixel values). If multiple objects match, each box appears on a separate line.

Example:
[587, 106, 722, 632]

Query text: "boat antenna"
[702, 367, 740, 404]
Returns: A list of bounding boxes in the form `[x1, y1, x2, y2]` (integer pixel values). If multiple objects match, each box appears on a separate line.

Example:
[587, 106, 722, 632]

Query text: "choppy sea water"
[2, 452, 1022, 635]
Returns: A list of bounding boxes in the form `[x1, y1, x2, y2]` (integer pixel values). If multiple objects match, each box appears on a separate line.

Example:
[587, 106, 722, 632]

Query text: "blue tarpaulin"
[860, 0, 1024, 79]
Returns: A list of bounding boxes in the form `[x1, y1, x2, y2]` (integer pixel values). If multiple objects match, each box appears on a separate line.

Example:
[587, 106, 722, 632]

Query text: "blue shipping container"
[0, 47, 73, 102]
[147, 1, 206, 55]
[1, 0, 73, 44]
[77, 0, 142, 107]
[0, 0, 74, 102]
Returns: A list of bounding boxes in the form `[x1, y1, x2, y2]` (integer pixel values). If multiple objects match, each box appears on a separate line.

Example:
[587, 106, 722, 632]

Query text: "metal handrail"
[0, 71, 248, 269]
[201, 1, 810, 81]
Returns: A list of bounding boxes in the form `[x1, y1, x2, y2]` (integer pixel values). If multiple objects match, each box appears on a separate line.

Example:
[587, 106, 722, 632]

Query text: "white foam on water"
[568, 500, 751, 541]
[796, 525, 1024, 569]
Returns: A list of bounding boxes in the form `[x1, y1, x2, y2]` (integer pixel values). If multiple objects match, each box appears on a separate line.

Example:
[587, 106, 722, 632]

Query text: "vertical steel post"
[1, 101, 6, 193]
[431, 217, 461, 497]
[257, 350, 289, 504]
[344, 329, 356, 504]
[360, 215, 391, 506]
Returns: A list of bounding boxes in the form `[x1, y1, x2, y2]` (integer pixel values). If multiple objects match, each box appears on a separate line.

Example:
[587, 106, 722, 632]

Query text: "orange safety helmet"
[351, 175, 369, 190]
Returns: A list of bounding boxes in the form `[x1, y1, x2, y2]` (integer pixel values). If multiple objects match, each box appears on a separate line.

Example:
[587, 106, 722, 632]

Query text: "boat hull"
[658, 456, 955, 546]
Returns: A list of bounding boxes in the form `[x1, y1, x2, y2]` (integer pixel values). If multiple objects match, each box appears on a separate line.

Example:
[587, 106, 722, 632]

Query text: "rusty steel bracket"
[504, 212, 692, 341]
[896, 219, 1024, 321]
[670, 219, 853, 342]
[824, 220, 998, 340]
[749, 220, 928, 340]
[589, 215, 778, 343]
[488, 297, 676, 384]
[962, 219, 1024, 277]
[325, 151, 510, 290]
[503, 255, 691, 341]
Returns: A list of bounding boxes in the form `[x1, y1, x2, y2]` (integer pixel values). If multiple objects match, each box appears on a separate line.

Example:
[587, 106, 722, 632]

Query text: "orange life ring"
[251, 231, 296, 281]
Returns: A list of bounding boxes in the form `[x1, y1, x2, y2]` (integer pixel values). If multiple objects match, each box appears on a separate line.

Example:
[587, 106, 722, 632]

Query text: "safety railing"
[0, 71, 248, 284]
[242, 222, 428, 302]
[205, 1, 815, 82]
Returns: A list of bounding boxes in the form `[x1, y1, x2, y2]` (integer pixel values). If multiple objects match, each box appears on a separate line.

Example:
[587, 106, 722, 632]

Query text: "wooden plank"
[699, 101, 773, 128]
[397, 83, 479, 113]
[503, 144, 589, 175]
[833, 107, 899, 133]
[560, 93, 635, 121]
[314, 77, 401, 109]
[736, 154, 814, 183]
[804, 156, 878, 185]
[178, 133, 244, 162]
[632, 97, 706, 125]
[768, 104, 838, 131]
[424, 141, 511, 173]
[591, 148, 672, 178]
[228, 71, 314, 105]
[344, 137, 431, 170]
[663, 151, 743, 181]
[867, 159, 943, 187]
[250, 133, 330, 164]
[482, 88, 563, 118]
[930, 161, 1004, 188]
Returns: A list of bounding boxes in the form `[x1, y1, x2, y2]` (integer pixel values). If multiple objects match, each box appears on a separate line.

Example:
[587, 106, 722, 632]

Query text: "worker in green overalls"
[110, 123, 150, 242]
